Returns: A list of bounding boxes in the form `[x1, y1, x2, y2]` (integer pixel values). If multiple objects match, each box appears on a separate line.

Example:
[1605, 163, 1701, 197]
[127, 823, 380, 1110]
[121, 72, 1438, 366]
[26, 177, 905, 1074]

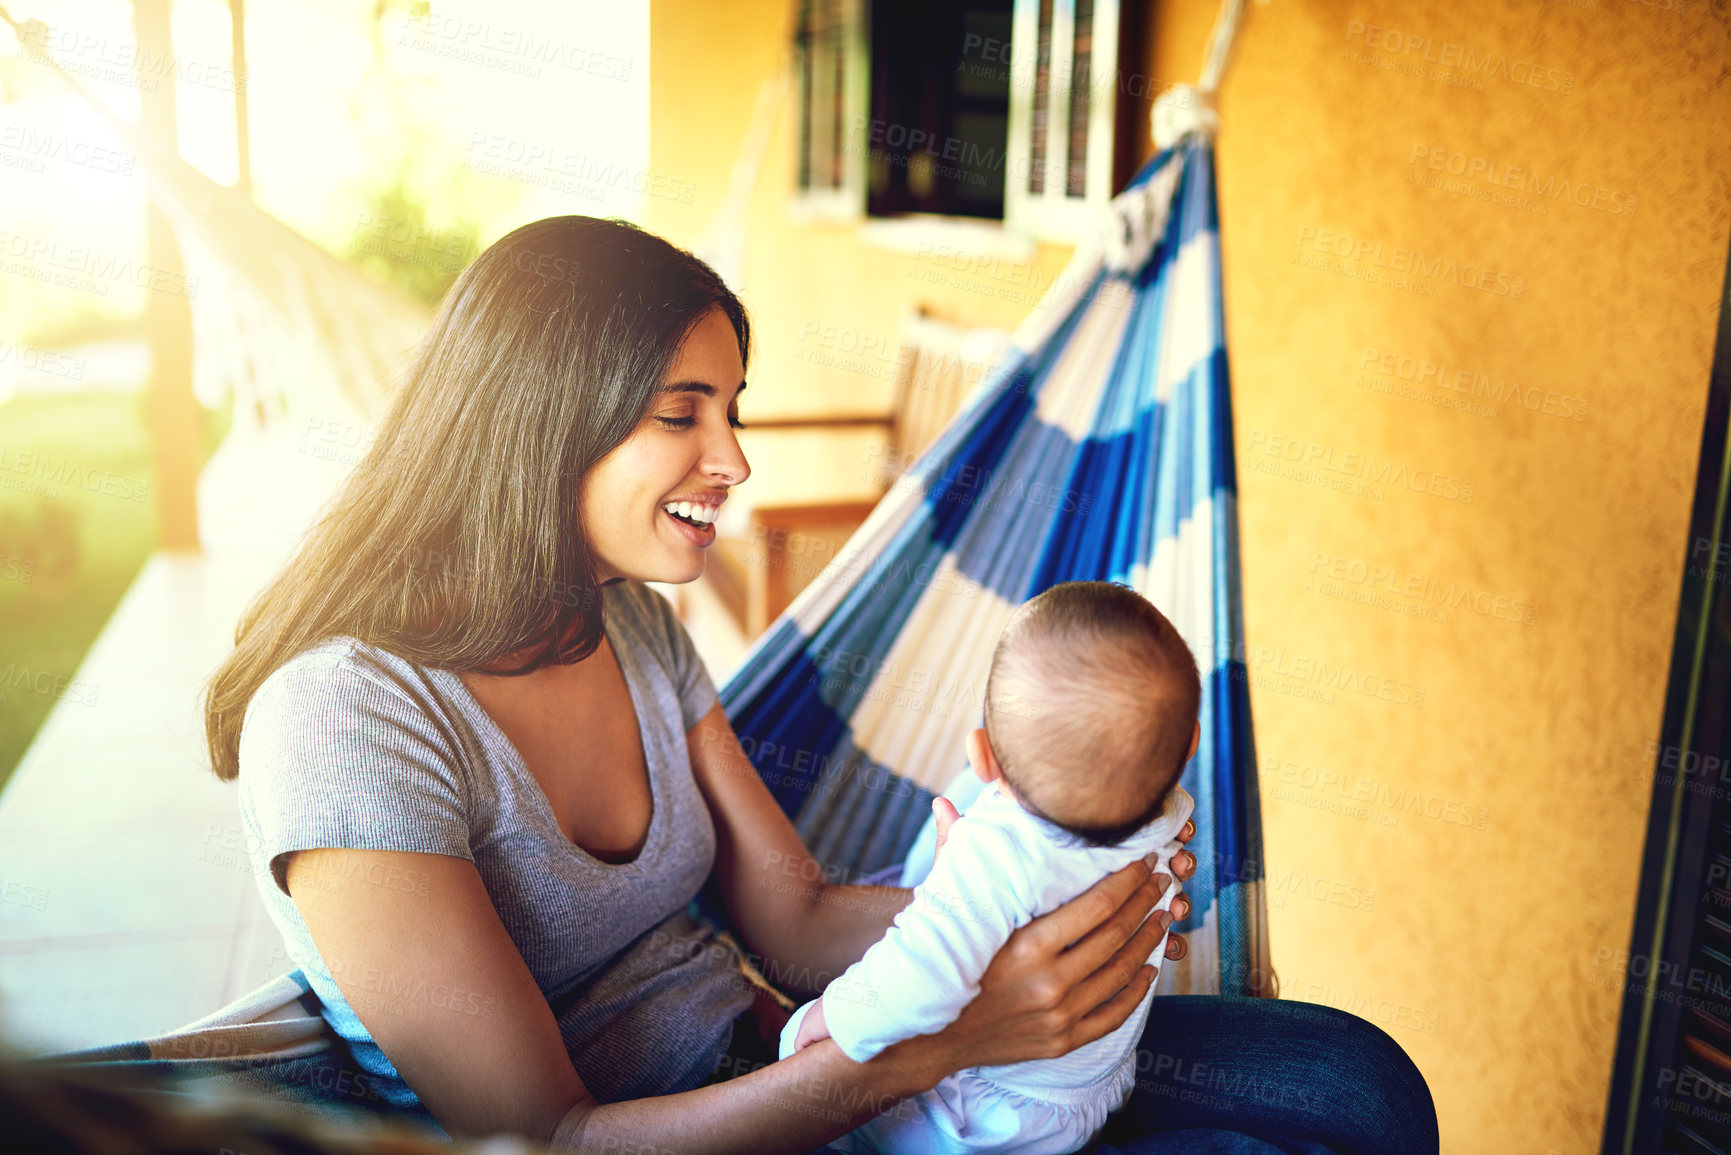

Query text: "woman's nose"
[705, 426, 751, 488]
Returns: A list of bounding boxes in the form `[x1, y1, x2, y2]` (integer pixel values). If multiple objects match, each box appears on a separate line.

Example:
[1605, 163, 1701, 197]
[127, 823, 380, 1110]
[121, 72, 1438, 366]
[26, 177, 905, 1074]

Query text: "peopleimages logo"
[396, 11, 634, 81]
[1343, 20, 1576, 94]
[1234, 643, 1426, 708]
[1294, 226, 1524, 300]
[0, 126, 134, 176]
[1266, 754, 1492, 831]
[1247, 429, 1476, 505]
[848, 115, 1004, 174]
[0, 444, 149, 503]
[0, 341, 86, 381]
[0, 231, 200, 299]
[15, 24, 248, 94]
[1407, 144, 1636, 219]
[1307, 549, 1538, 627]
[1358, 346, 1587, 422]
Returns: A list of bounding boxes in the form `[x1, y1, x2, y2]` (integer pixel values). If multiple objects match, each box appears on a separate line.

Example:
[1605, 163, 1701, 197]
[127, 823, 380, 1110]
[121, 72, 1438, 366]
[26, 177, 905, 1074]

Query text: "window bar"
[1028, 0, 1054, 194]
[796, 0, 814, 190]
[1066, 0, 1093, 198]
[828, 0, 846, 190]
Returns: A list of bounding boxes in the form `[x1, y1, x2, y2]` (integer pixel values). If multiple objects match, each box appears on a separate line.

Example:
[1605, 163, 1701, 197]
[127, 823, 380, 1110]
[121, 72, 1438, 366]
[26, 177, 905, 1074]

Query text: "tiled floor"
[0, 416, 357, 1052]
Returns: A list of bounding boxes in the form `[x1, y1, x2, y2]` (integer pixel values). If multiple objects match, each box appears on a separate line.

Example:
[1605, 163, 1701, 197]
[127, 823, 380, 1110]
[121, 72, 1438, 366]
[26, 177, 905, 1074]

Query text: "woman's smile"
[659, 492, 723, 547]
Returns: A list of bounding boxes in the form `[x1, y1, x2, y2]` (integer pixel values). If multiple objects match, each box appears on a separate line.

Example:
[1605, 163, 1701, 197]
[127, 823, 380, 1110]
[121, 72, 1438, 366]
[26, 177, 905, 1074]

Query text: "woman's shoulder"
[243, 637, 465, 762]
[237, 636, 477, 869]
[251, 636, 425, 712]
[238, 637, 472, 807]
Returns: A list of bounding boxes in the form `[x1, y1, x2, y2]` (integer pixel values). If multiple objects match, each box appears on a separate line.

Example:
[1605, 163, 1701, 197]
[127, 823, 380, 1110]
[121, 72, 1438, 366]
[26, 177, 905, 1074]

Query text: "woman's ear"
[966, 727, 1003, 784]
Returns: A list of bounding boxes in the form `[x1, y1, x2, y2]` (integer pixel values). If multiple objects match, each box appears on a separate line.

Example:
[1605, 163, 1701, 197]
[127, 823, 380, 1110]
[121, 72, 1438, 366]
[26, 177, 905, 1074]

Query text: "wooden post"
[131, 0, 201, 551]
[229, 0, 251, 198]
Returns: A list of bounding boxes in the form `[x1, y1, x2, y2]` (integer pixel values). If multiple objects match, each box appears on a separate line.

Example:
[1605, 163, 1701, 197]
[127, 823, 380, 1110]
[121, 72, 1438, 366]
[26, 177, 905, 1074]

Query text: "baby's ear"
[1188, 720, 1201, 762]
[966, 727, 1001, 784]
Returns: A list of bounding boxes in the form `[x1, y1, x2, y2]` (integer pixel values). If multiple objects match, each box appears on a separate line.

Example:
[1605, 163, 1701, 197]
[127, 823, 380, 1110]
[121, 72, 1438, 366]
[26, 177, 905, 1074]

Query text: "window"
[793, 0, 868, 219]
[792, 0, 1130, 242]
[865, 0, 1012, 220]
[1003, 0, 1126, 240]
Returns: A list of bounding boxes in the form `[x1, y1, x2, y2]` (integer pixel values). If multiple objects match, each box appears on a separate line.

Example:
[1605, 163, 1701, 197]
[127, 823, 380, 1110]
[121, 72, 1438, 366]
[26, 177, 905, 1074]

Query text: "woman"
[205, 217, 1436, 1154]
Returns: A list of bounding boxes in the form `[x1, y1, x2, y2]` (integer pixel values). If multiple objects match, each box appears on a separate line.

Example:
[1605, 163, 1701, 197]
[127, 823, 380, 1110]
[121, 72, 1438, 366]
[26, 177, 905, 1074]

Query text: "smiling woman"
[203, 216, 751, 772]
[578, 308, 751, 586]
[192, 216, 1213, 1153]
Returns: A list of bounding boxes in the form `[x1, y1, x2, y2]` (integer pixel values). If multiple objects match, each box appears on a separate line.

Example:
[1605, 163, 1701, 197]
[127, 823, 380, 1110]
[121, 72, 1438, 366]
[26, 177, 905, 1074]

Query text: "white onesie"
[778, 781, 1195, 1155]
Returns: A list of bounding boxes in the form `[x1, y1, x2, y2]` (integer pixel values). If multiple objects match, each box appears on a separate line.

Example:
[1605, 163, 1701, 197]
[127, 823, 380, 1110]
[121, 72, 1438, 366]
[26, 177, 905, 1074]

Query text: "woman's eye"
[654, 412, 745, 431]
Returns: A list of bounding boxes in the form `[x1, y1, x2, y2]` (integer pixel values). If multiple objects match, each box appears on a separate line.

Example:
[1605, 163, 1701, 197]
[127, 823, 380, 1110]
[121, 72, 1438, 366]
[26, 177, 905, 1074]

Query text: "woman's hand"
[920, 810, 1199, 1070]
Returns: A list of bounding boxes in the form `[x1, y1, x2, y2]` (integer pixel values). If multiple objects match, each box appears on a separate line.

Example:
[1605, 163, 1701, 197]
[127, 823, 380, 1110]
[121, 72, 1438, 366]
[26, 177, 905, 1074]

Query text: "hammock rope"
[1152, 0, 1248, 149]
[1, 2, 432, 425]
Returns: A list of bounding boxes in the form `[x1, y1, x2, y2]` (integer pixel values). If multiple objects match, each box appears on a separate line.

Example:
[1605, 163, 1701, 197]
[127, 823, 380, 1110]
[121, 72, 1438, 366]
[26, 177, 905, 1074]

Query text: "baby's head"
[972, 581, 1201, 846]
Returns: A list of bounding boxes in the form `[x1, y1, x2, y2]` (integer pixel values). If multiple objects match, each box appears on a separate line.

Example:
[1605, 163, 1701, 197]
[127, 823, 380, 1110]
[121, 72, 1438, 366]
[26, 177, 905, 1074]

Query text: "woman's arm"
[288, 846, 933, 1150]
[684, 701, 1196, 986]
[286, 848, 579, 1140]
[685, 702, 911, 982]
[289, 842, 1171, 1153]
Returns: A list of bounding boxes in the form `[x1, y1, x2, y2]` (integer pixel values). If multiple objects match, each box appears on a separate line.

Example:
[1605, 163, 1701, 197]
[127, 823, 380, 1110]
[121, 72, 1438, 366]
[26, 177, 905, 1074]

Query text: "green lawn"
[0, 390, 229, 793]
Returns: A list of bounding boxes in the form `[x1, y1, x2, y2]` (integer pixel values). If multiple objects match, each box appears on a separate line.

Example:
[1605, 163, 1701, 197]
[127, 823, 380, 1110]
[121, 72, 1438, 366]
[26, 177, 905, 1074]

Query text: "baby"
[779, 581, 1199, 1155]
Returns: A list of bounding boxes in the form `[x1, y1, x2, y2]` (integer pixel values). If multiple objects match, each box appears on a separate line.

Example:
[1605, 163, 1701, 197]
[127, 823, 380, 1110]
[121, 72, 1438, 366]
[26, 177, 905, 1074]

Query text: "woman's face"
[580, 308, 751, 585]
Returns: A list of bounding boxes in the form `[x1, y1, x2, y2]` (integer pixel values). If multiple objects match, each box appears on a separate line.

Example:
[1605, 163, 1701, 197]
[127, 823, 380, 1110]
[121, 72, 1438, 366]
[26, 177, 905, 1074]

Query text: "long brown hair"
[204, 217, 748, 780]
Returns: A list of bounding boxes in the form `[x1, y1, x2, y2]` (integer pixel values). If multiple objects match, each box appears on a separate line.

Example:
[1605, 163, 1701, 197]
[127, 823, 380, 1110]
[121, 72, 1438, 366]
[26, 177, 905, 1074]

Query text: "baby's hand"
[794, 997, 831, 1052]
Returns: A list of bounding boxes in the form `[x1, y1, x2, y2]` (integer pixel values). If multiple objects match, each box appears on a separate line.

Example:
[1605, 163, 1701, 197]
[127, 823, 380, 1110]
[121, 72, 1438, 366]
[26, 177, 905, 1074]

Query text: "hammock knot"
[1103, 159, 1183, 274]
[1152, 85, 1219, 150]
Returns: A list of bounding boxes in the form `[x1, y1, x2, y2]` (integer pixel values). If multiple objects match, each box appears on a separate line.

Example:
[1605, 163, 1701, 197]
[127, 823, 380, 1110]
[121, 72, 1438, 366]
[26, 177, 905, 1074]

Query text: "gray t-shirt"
[236, 580, 755, 1108]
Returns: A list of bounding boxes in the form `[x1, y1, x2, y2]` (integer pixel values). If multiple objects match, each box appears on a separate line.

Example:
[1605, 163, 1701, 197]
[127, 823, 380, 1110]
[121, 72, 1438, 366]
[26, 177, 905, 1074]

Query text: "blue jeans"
[808, 996, 1437, 1155]
[1086, 997, 1439, 1155]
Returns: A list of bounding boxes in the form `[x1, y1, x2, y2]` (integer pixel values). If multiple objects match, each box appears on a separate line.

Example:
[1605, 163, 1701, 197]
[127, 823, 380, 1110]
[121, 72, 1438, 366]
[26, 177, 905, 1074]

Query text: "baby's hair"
[983, 581, 1201, 846]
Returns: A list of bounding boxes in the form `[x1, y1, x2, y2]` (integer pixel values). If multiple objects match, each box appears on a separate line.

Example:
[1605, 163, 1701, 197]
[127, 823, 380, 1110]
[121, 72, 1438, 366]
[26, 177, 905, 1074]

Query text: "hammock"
[718, 137, 1268, 998]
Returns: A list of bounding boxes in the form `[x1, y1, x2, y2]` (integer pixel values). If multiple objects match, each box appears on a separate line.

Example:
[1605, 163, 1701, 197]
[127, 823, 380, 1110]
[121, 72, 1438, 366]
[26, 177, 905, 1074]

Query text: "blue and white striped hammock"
[719, 137, 1270, 998]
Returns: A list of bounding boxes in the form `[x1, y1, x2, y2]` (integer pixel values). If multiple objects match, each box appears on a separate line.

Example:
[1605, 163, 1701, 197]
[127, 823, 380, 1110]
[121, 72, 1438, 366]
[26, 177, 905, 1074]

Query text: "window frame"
[1003, 0, 1124, 242]
[789, 0, 1126, 244]
[789, 0, 871, 223]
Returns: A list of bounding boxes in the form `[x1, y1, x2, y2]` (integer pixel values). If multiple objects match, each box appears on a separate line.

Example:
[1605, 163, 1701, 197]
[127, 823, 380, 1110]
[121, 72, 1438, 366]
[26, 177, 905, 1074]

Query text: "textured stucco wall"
[650, 1, 1731, 1149]
[1142, 2, 1731, 1150]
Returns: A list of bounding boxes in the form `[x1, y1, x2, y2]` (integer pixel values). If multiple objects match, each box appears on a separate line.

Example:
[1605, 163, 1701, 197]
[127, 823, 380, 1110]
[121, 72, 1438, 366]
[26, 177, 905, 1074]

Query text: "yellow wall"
[650, 2, 1731, 1151]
